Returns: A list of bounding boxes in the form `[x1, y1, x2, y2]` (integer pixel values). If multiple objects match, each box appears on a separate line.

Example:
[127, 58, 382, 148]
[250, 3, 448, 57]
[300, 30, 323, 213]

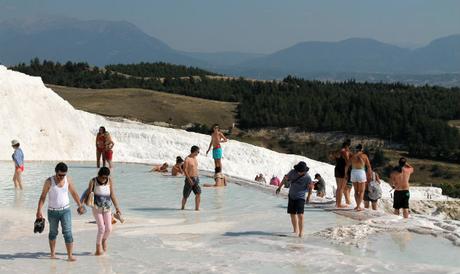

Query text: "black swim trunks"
[287, 197, 305, 214]
[393, 190, 410, 209]
[183, 177, 201, 199]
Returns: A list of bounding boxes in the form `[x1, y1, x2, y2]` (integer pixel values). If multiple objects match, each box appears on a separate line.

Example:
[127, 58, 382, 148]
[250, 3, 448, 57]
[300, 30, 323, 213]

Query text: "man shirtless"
[390, 158, 414, 218]
[206, 124, 228, 171]
[181, 146, 201, 210]
[348, 144, 372, 211]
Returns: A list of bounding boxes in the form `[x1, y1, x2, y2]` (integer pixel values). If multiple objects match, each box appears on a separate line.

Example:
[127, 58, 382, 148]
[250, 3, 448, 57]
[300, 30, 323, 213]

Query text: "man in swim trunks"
[390, 158, 413, 218]
[206, 124, 228, 171]
[276, 161, 312, 238]
[349, 144, 372, 211]
[182, 146, 201, 211]
[11, 139, 24, 190]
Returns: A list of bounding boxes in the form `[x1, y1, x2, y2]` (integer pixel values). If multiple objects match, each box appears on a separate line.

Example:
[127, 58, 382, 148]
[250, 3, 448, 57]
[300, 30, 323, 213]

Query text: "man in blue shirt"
[11, 139, 24, 190]
[276, 161, 312, 237]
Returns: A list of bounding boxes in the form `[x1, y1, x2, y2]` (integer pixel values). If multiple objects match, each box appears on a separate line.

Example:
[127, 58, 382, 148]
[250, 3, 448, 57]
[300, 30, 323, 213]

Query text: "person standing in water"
[171, 157, 184, 176]
[181, 146, 201, 210]
[332, 139, 351, 208]
[11, 139, 24, 190]
[83, 167, 122, 256]
[276, 161, 312, 238]
[349, 144, 372, 211]
[96, 127, 107, 168]
[390, 158, 414, 218]
[104, 130, 115, 169]
[206, 124, 228, 171]
[36, 162, 85, 261]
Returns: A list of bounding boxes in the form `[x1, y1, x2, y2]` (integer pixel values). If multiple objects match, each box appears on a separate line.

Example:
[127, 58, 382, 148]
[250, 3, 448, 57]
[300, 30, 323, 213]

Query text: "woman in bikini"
[203, 167, 227, 187]
[332, 139, 351, 208]
[96, 127, 106, 168]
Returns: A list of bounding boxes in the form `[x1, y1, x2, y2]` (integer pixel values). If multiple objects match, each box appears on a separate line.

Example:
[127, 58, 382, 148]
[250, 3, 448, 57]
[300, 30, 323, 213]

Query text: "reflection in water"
[97, 256, 114, 274]
[14, 190, 23, 208]
[390, 231, 413, 252]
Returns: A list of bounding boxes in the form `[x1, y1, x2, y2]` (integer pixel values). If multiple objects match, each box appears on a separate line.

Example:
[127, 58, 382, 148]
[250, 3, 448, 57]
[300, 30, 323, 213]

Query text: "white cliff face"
[0, 65, 448, 201]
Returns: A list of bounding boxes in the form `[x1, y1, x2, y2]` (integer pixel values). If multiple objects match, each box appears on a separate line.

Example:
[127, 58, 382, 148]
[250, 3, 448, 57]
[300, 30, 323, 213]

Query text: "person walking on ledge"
[349, 144, 372, 211]
[11, 139, 24, 190]
[182, 146, 201, 211]
[390, 158, 414, 218]
[206, 124, 228, 171]
[276, 161, 312, 238]
[36, 162, 85, 261]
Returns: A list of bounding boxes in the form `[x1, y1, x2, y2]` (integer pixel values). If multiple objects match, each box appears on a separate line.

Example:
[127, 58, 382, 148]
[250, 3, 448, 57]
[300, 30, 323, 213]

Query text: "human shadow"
[276, 204, 324, 211]
[223, 231, 288, 237]
[130, 207, 180, 212]
[0, 251, 92, 260]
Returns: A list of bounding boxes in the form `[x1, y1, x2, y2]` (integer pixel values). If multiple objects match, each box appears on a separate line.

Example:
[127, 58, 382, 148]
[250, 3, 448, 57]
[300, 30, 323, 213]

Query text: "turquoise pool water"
[0, 162, 459, 273]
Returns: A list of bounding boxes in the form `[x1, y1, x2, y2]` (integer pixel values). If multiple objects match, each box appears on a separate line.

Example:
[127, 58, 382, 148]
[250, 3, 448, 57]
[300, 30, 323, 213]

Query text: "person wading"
[181, 146, 202, 211]
[276, 161, 312, 238]
[348, 144, 372, 211]
[36, 162, 84, 261]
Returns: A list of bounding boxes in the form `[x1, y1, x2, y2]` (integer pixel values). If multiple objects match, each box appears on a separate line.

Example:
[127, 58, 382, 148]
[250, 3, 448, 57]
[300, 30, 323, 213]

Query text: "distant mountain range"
[1, 17, 460, 86]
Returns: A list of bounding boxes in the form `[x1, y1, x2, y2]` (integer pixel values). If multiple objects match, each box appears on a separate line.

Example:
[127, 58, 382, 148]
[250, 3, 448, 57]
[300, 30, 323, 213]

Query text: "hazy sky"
[1, 0, 459, 53]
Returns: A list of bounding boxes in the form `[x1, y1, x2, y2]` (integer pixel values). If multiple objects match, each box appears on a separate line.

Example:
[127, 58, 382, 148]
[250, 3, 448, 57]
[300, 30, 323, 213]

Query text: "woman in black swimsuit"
[333, 139, 351, 208]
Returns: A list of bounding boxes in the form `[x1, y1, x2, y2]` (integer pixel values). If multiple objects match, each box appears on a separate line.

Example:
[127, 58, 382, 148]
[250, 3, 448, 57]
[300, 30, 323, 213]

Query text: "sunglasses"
[56, 173, 67, 178]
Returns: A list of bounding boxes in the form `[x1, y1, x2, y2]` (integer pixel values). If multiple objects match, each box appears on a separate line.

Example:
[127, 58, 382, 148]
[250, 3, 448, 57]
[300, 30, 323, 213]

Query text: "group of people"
[9, 124, 414, 259]
[148, 124, 228, 211]
[332, 139, 413, 217]
[333, 140, 380, 211]
[96, 126, 115, 169]
[35, 163, 122, 261]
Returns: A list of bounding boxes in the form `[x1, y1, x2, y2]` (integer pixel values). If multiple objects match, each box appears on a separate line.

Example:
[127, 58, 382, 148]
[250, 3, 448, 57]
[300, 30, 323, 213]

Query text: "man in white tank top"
[36, 162, 84, 262]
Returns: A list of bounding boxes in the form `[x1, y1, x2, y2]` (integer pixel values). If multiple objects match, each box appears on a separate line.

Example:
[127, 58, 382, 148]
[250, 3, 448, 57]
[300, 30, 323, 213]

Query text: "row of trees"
[106, 62, 219, 78]
[11, 60, 460, 162]
[238, 77, 460, 161]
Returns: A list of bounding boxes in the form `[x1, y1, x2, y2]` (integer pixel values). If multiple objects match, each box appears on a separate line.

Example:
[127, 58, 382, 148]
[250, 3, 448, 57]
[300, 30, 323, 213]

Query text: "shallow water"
[0, 162, 459, 273]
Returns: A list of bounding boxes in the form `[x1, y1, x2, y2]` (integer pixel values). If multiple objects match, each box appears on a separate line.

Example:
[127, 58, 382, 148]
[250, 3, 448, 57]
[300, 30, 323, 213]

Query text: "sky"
[1, 0, 459, 53]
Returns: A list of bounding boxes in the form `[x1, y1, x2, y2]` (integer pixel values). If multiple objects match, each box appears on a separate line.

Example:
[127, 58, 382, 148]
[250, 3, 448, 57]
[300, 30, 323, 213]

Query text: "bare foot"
[67, 256, 77, 262]
[50, 254, 57, 259]
[95, 251, 104, 256]
[298, 233, 304, 238]
[355, 207, 364, 211]
[337, 205, 348, 209]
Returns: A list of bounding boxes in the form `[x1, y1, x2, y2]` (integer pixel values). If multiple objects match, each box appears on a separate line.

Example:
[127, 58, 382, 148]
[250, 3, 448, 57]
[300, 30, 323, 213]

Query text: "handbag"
[368, 172, 382, 200]
[85, 179, 95, 207]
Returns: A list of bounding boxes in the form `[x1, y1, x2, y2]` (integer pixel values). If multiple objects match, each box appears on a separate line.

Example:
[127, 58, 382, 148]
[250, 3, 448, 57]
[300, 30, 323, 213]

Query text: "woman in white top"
[83, 167, 122, 256]
[36, 162, 84, 261]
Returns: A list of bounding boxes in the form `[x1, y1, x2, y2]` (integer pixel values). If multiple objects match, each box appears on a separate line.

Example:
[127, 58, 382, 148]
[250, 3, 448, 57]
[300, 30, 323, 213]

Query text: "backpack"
[368, 172, 382, 200]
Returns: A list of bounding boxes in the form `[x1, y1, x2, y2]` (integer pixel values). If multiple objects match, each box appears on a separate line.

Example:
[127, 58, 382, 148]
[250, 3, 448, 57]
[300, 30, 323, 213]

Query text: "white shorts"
[351, 169, 367, 183]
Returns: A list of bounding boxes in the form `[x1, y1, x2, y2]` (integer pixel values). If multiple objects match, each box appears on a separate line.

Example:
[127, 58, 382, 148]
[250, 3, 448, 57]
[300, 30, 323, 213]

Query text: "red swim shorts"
[16, 165, 24, 172]
[105, 150, 113, 161]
